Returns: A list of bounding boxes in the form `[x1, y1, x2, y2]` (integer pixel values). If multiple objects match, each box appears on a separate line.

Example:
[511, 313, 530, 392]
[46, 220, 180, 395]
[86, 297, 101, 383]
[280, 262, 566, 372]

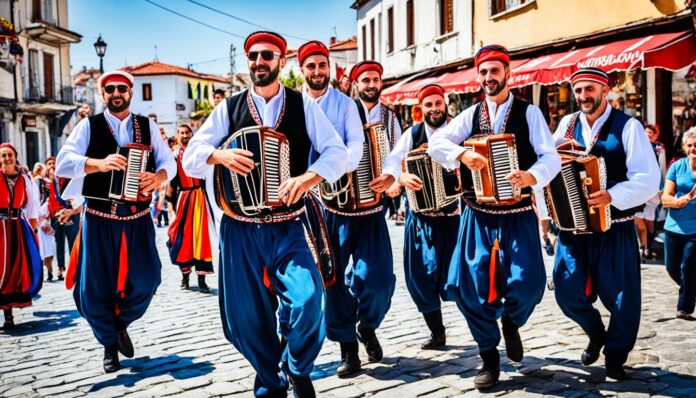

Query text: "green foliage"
[190, 99, 214, 119]
[280, 69, 305, 89]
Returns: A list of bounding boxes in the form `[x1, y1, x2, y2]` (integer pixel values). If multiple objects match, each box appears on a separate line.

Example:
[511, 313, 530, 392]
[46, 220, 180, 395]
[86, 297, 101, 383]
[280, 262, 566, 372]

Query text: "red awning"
[514, 31, 696, 86]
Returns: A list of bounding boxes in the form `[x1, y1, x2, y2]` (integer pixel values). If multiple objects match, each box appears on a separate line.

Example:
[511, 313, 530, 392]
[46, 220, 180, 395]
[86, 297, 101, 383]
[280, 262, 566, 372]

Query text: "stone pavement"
[2, 221, 696, 398]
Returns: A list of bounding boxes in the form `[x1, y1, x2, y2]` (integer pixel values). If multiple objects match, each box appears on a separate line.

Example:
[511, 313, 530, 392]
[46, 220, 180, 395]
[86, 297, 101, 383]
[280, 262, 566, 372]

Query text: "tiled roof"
[121, 61, 230, 84]
[73, 68, 101, 86]
[330, 36, 357, 51]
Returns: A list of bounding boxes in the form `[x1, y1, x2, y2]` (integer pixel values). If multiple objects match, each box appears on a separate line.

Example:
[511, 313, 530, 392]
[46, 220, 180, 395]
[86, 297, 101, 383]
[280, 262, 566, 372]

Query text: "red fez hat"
[349, 61, 383, 82]
[46, 156, 56, 163]
[99, 70, 134, 88]
[244, 31, 287, 55]
[570, 67, 609, 87]
[298, 40, 329, 65]
[0, 143, 18, 156]
[475, 44, 510, 68]
[418, 84, 445, 104]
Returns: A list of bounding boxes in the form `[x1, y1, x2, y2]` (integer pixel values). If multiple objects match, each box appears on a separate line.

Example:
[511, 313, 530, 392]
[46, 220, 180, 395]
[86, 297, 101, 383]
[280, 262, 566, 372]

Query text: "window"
[490, 0, 531, 17]
[406, 0, 415, 46]
[370, 19, 375, 60]
[142, 83, 152, 101]
[387, 7, 394, 53]
[362, 25, 367, 60]
[439, 0, 454, 35]
[43, 52, 54, 100]
[32, 0, 54, 24]
[28, 50, 40, 100]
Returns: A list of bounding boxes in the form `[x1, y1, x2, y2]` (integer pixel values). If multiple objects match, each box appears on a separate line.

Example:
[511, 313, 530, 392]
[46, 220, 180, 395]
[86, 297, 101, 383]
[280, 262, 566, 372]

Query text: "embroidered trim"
[246, 89, 286, 130]
[225, 207, 305, 224]
[86, 207, 151, 221]
[565, 111, 603, 154]
[464, 198, 533, 215]
[612, 215, 635, 223]
[322, 202, 384, 217]
[418, 208, 461, 218]
[479, 96, 514, 136]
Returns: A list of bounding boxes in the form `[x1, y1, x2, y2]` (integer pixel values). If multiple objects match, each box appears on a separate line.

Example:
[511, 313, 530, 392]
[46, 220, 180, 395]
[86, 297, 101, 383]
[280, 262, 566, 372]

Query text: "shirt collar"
[250, 84, 284, 105]
[579, 99, 611, 133]
[484, 93, 513, 117]
[104, 109, 132, 125]
[303, 84, 331, 103]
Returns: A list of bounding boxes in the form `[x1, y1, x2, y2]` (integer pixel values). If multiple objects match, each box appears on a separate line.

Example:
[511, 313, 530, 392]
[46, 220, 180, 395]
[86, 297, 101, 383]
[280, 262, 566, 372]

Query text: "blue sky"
[68, 0, 357, 76]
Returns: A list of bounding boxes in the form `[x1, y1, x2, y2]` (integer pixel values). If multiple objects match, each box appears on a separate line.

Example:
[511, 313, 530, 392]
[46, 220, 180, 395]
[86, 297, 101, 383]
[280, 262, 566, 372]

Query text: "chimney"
[330, 36, 336, 45]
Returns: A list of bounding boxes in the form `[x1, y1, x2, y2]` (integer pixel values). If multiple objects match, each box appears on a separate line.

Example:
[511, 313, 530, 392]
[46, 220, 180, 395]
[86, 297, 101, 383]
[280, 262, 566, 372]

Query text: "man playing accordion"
[183, 31, 347, 397]
[428, 45, 561, 389]
[551, 67, 660, 381]
[56, 70, 177, 373]
[381, 84, 460, 351]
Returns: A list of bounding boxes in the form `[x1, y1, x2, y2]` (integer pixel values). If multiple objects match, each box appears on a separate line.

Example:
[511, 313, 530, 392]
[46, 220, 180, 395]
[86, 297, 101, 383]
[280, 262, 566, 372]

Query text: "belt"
[85, 207, 152, 221]
[0, 208, 21, 219]
[224, 207, 306, 224]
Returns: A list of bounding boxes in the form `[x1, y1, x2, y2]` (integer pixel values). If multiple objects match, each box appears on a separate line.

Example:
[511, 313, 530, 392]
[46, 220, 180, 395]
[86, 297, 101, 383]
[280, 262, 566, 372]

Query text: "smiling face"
[645, 126, 659, 143]
[573, 81, 608, 116]
[356, 70, 382, 103]
[477, 60, 509, 97]
[684, 136, 696, 161]
[0, 147, 17, 175]
[301, 54, 331, 92]
[178, 125, 193, 145]
[421, 94, 447, 128]
[101, 84, 132, 113]
[248, 42, 285, 87]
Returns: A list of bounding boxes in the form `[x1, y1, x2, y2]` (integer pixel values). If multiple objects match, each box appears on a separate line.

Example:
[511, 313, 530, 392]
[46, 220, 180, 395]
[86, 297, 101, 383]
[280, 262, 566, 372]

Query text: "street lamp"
[93, 34, 107, 73]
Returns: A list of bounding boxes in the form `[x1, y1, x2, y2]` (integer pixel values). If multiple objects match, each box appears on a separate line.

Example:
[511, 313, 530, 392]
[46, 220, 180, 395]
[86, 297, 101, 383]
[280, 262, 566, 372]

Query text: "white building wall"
[356, 0, 473, 79]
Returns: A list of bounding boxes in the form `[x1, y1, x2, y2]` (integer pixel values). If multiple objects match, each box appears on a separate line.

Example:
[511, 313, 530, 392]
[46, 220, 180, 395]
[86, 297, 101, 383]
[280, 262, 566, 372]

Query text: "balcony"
[20, 84, 76, 113]
[24, 20, 81, 45]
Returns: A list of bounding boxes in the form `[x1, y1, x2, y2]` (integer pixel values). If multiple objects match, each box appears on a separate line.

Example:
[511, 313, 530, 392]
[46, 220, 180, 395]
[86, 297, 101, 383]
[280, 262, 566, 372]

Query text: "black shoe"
[287, 372, 315, 398]
[606, 366, 631, 381]
[421, 332, 446, 350]
[57, 274, 64, 281]
[336, 349, 361, 377]
[544, 237, 555, 256]
[198, 275, 210, 293]
[103, 345, 120, 373]
[46, 272, 53, 282]
[116, 328, 134, 358]
[180, 274, 189, 290]
[474, 348, 500, 390]
[357, 323, 383, 362]
[501, 314, 523, 362]
[581, 340, 604, 366]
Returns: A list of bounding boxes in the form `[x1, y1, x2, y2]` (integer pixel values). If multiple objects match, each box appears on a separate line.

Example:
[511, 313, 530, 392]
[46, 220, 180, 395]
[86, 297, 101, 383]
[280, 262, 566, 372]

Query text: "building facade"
[1, 0, 80, 168]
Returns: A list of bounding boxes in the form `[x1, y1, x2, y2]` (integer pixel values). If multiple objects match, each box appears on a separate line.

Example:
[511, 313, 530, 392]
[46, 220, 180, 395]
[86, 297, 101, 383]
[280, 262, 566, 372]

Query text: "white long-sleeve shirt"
[553, 102, 660, 210]
[20, 174, 40, 221]
[305, 86, 364, 174]
[55, 110, 177, 201]
[183, 86, 347, 184]
[383, 120, 449, 181]
[427, 94, 561, 189]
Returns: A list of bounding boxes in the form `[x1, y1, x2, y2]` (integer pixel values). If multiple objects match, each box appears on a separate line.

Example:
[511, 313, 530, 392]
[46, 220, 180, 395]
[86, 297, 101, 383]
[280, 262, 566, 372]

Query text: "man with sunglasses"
[56, 70, 176, 373]
[551, 67, 659, 381]
[298, 40, 382, 378]
[183, 31, 347, 398]
[427, 45, 561, 389]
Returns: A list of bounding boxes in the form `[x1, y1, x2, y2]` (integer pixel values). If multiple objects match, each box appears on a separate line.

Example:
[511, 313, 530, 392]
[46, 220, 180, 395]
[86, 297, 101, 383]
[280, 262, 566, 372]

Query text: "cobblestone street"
[2, 222, 696, 397]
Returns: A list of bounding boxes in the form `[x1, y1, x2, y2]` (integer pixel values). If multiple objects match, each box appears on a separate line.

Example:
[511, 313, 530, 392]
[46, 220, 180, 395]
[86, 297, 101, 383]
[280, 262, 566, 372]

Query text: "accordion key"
[320, 123, 390, 211]
[214, 126, 291, 217]
[109, 143, 152, 203]
[463, 134, 522, 205]
[543, 150, 611, 233]
[403, 145, 462, 213]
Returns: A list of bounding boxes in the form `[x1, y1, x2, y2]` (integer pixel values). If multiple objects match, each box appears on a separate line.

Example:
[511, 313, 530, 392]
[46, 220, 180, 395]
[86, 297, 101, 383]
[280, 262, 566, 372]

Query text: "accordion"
[108, 143, 152, 203]
[544, 150, 611, 233]
[403, 145, 462, 213]
[463, 134, 522, 205]
[320, 123, 390, 211]
[214, 126, 291, 217]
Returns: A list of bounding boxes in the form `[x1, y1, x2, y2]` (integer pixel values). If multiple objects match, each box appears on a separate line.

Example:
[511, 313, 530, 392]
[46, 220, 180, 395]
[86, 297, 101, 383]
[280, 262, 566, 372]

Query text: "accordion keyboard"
[357, 142, 376, 205]
[264, 136, 281, 203]
[124, 148, 144, 201]
[490, 140, 514, 200]
[561, 164, 587, 230]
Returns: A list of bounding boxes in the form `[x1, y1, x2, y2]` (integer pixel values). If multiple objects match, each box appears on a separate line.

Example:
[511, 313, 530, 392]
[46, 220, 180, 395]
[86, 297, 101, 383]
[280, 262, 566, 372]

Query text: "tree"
[280, 69, 304, 89]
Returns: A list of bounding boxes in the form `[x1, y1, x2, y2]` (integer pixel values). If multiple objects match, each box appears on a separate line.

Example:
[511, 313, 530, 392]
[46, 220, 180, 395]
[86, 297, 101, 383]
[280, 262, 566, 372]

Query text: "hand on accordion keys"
[399, 172, 423, 191]
[504, 170, 537, 189]
[368, 174, 395, 193]
[97, 153, 127, 172]
[137, 170, 166, 195]
[587, 190, 612, 208]
[212, 148, 255, 176]
[458, 150, 487, 171]
[278, 172, 322, 206]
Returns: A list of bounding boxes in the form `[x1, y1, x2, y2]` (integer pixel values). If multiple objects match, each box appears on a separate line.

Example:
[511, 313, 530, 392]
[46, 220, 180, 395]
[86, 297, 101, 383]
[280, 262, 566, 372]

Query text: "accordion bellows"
[463, 134, 522, 206]
[108, 143, 152, 203]
[544, 150, 611, 233]
[320, 123, 390, 211]
[214, 126, 291, 217]
[403, 145, 462, 213]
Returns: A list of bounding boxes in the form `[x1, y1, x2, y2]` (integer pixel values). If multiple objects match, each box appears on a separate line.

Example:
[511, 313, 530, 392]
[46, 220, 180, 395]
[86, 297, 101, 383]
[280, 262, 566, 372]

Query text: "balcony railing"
[24, 84, 75, 105]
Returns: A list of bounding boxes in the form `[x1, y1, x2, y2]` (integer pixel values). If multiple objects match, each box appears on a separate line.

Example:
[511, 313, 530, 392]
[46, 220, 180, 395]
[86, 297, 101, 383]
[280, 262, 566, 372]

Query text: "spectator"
[31, 163, 44, 181]
[635, 124, 667, 260]
[661, 129, 696, 321]
[213, 88, 226, 106]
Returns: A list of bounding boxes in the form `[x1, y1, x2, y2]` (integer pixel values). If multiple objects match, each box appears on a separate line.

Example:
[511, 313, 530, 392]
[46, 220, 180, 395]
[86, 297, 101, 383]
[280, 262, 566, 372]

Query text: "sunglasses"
[104, 85, 129, 94]
[247, 50, 280, 62]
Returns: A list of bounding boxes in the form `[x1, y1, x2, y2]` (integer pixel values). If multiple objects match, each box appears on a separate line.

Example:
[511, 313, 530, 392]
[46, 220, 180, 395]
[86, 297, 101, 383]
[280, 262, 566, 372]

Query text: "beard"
[358, 87, 381, 103]
[481, 77, 507, 97]
[424, 111, 446, 128]
[306, 74, 329, 91]
[251, 63, 281, 87]
[577, 96, 603, 115]
[107, 96, 130, 113]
